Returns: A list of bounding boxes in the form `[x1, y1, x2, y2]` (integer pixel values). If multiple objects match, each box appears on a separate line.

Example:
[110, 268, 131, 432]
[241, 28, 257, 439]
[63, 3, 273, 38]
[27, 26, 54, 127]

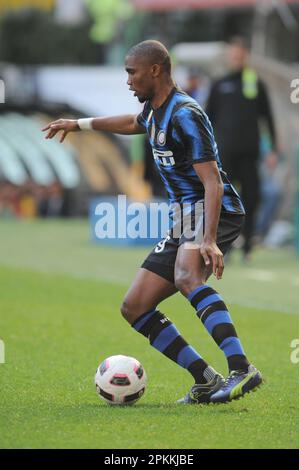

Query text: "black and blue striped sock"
[188, 285, 249, 372]
[132, 309, 211, 384]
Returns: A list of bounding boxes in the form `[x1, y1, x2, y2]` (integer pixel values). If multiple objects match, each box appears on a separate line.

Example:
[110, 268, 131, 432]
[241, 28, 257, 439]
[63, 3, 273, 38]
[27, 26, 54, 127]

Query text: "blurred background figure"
[206, 36, 278, 261]
[18, 181, 37, 219]
[254, 133, 284, 243]
[0, 182, 19, 218]
[38, 182, 64, 218]
[184, 67, 210, 108]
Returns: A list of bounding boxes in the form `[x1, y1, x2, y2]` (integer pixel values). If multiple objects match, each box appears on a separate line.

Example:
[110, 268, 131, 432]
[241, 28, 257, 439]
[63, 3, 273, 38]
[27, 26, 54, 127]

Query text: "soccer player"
[42, 40, 262, 404]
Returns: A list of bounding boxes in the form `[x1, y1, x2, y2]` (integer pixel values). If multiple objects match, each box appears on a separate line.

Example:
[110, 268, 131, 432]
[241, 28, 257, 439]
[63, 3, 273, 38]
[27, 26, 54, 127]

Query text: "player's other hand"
[42, 119, 79, 143]
[200, 240, 224, 280]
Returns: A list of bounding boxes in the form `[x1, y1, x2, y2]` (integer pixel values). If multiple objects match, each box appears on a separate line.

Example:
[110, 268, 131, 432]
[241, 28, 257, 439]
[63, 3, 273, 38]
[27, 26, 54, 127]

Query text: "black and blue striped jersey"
[137, 87, 245, 215]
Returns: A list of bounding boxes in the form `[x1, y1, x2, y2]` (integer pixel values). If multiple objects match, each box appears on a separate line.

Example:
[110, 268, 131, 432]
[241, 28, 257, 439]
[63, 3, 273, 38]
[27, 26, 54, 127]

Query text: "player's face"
[125, 55, 155, 103]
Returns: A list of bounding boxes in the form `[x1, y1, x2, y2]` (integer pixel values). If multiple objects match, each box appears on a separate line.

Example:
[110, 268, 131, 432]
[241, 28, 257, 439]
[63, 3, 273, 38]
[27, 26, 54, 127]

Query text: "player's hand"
[200, 240, 224, 280]
[42, 119, 80, 143]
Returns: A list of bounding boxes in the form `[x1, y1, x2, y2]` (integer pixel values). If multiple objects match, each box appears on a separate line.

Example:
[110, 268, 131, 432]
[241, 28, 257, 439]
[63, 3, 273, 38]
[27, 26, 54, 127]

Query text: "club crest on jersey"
[157, 130, 166, 146]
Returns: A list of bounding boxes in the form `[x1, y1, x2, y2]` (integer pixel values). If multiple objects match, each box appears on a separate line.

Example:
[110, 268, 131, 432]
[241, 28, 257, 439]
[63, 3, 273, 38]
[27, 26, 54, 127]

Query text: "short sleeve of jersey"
[173, 105, 217, 164]
[137, 101, 151, 129]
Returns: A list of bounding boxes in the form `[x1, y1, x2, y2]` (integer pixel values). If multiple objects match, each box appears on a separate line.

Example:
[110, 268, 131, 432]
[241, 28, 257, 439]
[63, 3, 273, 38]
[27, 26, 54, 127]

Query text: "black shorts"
[141, 211, 244, 284]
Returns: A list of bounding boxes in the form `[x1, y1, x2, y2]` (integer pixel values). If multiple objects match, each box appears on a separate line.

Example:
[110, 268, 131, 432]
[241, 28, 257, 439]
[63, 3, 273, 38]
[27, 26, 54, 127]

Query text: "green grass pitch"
[0, 219, 299, 449]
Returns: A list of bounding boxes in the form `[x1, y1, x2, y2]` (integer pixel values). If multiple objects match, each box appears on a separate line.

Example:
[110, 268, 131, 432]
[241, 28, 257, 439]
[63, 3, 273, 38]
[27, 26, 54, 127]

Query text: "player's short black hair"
[127, 40, 171, 74]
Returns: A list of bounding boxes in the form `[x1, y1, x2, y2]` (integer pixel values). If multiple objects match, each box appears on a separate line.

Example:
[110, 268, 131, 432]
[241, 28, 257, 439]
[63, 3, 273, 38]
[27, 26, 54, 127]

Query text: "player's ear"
[152, 63, 161, 77]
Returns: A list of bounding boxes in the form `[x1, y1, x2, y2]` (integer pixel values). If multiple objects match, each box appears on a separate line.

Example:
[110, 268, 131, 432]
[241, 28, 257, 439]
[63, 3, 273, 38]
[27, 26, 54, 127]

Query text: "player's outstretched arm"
[42, 115, 145, 143]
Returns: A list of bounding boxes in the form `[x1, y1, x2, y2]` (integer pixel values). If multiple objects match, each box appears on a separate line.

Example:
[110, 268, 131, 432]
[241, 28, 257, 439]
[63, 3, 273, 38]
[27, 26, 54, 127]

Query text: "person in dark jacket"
[206, 37, 277, 260]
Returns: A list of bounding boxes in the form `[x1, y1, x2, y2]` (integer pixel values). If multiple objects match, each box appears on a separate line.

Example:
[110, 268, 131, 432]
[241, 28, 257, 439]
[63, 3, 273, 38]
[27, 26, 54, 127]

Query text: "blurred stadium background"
[1, 0, 299, 450]
[0, 0, 298, 242]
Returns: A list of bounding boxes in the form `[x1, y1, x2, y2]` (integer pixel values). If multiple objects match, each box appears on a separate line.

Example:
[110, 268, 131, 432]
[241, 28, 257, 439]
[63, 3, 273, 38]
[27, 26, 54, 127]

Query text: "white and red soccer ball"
[95, 355, 147, 405]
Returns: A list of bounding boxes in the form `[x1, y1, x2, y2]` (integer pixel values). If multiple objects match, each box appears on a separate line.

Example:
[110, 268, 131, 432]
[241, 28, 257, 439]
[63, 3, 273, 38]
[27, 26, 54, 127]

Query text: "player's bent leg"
[174, 243, 211, 296]
[121, 268, 222, 402]
[174, 245, 224, 404]
[174, 241, 262, 403]
[120, 267, 177, 325]
[175, 242, 250, 373]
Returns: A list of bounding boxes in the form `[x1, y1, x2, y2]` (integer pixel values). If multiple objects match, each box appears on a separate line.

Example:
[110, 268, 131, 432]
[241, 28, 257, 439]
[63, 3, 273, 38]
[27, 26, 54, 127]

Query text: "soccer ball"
[95, 354, 147, 405]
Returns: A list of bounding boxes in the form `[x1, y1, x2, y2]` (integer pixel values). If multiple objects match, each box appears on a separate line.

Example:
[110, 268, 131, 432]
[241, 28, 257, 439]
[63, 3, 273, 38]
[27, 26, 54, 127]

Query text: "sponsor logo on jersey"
[152, 148, 175, 167]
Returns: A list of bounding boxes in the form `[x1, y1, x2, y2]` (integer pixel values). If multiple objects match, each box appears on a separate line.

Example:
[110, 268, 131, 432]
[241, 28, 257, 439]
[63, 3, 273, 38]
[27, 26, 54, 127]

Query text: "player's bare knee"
[120, 301, 133, 323]
[120, 300, 142, 325]
[174, 269, 191, 294]
[175, 270, 204, 296]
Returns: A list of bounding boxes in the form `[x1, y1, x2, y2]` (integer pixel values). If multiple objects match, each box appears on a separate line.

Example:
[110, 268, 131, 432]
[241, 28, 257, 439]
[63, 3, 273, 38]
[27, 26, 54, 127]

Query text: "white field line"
[229, 300, 298, 316]
[243, 269, 276, 282]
